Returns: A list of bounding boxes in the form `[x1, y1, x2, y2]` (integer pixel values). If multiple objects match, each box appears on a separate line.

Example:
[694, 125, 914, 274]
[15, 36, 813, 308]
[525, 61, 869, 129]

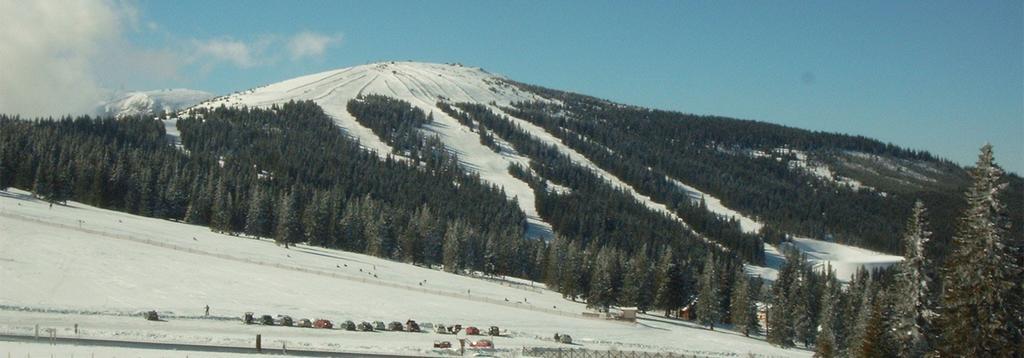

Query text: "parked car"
[470, 339, 493, 348]
[313, 319, 333, 329]
[373, 321, 386, 331]
[557, 333, 573, 344]
[405, 319, 420, 332]
[296, 318, 313, 328]
[488, 326, 500, 336]
[433, 341, 452, 349]
[388, 321, 404, 331]
[435, 324, 448, 334]
[143, 310, 159, 321]
[260, 315, 274, 325]
[276, 315, 293, 326]
[465, 326, 480, 335]
[243, 312, 255, 325]
[340, 320, 356, 331]
[449, 324, 462, 334]
[357, 321, 374, 331]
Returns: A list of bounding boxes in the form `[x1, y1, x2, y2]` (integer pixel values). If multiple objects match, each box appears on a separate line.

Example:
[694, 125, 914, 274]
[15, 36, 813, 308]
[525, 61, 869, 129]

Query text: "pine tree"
[730, 265, 756, 337]
[588, 247, 621, 312]
[793, 265, 820, 348]
[0, 154, 10, 191]
[336, 199, 365, 250]
[210, 176, 233, 233]
[891, 200, 934, 357]
[442, 220, 464, 273]
[815, 267, 839, 358]
[184, 175, 213, 225]
[244, 185, 273, 238]
[768, 249, 800, 347]
[303, 191, 331, 247]
[414, 206, 441, 265]
[274, 189, 302, 246]
[564, 241, 589, 301]
[938, 144, 1022, 357]
[654, 248, 684, 317]
[32, 162, 53, 201]
[696, 254, 720, 330]
[847, 276, 875, 358]
[621, 248, 654, 312]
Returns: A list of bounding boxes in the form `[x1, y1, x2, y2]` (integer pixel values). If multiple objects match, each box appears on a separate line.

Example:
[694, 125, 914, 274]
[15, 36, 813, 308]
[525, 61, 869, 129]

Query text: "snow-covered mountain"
[98, 88, 213, 118]
[197, 62, 560, 238]
[191, 61, 918, 280]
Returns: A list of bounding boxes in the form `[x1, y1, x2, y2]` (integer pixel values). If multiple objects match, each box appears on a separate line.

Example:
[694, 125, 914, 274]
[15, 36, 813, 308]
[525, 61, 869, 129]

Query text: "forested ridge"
[504, 80, 1023, 260]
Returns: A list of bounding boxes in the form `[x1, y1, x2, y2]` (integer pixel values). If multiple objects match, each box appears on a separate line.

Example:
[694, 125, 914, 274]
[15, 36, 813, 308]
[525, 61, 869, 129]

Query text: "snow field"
[0, 189, 805, 356]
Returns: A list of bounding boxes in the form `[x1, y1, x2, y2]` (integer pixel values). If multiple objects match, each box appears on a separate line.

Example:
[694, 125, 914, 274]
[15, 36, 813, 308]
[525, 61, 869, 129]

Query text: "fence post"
[255, 334, 261, 352]
[34, 324, 38, 339]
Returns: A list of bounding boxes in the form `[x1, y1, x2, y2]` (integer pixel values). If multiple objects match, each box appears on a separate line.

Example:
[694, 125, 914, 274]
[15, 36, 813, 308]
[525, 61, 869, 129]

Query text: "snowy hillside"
[98, 89, 213, 119]
[190, 61, 905, 278]
[0, 189, 807, 357]
[194, 61, 728, 244]
[197, 62, 557, 238]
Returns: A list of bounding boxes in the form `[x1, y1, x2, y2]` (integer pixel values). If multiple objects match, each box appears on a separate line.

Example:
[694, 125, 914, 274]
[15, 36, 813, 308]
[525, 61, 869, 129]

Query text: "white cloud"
[0, 0, 343, 118]
[193, 38, 259, 68]
[0, 0, 183, 117]
[0, 0, 120, 117]
[287, 32, 343, 60]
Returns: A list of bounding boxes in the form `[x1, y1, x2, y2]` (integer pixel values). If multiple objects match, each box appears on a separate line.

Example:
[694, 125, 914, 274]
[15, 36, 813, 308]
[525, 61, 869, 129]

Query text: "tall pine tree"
[274, 189, 302, 246]
[891, 200, 934, 357]
[729, 265, 756, 337]
[938, 144, 1023, 357]
[815, 266, 839, 358]
[696, 253, 720, 330]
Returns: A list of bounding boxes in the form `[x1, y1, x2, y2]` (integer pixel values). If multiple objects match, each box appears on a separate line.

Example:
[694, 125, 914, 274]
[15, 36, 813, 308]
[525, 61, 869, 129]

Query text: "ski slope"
[195, 61, 556, 239]
[189, 60, 901, 279]
[0, 189, 807, 356]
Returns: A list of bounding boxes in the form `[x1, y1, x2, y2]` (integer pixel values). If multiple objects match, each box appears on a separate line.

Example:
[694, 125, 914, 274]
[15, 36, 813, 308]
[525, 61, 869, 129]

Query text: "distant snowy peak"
[99, 89, 213, 118]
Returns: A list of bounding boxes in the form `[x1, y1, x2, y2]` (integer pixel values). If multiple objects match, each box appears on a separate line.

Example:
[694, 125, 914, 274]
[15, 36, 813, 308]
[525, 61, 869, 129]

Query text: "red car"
[465, 326, 480, 335]
[313, 319, 333, 329]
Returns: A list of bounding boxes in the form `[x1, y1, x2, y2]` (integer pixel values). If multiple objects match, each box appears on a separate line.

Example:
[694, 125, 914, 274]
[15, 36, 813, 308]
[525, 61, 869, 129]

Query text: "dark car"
[243, 312, 255, 325]
[260, 315, 274, 325]
[143, 310, 159, 321]
[388, 321, 404, 331]
[373, 321, 386, 331]
[340, 320, 356, 331]
[296, 318, 313, 328]
[357, 321, 374, 331]
[276, 315, 293, 326]
[405, 320, 420, 332]
[488, 326, 500, 336]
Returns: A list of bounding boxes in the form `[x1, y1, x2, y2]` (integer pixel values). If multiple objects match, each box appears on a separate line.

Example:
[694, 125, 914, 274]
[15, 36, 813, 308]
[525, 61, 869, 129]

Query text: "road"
[0, 333, 418, 357]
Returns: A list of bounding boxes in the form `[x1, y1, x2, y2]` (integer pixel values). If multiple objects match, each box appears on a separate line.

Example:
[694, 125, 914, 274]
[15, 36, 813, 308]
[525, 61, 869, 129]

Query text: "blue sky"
[5, 1, 1021, 173]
